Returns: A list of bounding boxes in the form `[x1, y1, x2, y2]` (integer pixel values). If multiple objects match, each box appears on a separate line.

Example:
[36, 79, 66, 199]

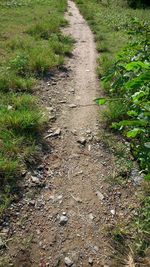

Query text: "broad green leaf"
[132, 91, 145, 102]
[117, 120, 148, 127]
[111, 122, 120, 129]
[127, 128, 141, 138]
[95, 98, 107, 105]
[125, 72, 150, 90]
[127, 110, 138, 117]
[125, 61, 150, 71]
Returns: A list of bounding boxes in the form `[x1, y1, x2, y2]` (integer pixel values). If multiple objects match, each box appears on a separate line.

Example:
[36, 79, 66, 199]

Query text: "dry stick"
[74, 104, 97, 107]
[59, 98, 126, 108]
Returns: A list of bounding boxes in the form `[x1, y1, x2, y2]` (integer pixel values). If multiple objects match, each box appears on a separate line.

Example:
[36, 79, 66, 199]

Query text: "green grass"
[134, 188, 150, 258]
[99, 129, 134, 185]
[0, 93, 46, 214]
[75, 0, 150, 76]
[0, 0, 73, 89]
[0, 0, 72, 215]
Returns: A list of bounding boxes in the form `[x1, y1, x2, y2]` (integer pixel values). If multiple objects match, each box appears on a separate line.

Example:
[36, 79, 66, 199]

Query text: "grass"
[0, 93, 46, 215]
[75, 0, 150, 76]
[99, 130, 143, 265]
[0, 0, 73, 215]
[75, 0, 150, 137]
[108, 185, 150, 266]
[99, 129, 134, 185]
[134, 188, 150, 258]
[74, 0, 150, 263]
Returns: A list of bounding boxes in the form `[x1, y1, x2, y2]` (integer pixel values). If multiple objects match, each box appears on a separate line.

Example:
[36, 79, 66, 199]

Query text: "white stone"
[59, 215, 68, 226]
[96, 191, 104, 200]
[64, 257, 73, 266]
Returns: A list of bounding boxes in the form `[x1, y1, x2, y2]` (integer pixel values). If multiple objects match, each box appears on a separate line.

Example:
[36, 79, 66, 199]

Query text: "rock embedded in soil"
[88, 257, 93, 265]
[96, 191, 104, 201]
[45, 128, 61, 138]
[59, 215, 68, 226]
[68, 104, 77, 108]
[53, 128, 61, 136]
[110, 209, 115, 215]
[31, 176, 40, 184]
[93, 245, 99, 252]
[77, 137, 86, 145]
[64, 257, 74, 266]
[89, 213, 94, 221]
[69, 88, 75, 93]
[28, 200, 35, 206]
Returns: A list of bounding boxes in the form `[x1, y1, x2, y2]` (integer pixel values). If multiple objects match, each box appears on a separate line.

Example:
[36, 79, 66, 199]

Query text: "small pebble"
[64, 257, 73, 266]
[77, 137, 86, 145]
[59, 215, 68, 226]
[110, 209, 115, 215]
[88, 257, 93, 265]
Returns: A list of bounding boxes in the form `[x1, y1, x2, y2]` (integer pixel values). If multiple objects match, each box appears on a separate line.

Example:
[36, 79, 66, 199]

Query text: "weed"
[134, 192, 150, 256]
[102, 100, 129, 123]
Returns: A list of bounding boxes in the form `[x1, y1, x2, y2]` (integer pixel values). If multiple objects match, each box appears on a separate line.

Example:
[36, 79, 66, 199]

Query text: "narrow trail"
[1, 1, 137, 267]
[62, 0, 99, 134]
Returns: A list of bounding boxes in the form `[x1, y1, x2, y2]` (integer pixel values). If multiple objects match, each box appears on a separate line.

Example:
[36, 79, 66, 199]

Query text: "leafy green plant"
[127, 0, 150, 8]
[9, 54, 29, 76]
[96, 19, 150, 177]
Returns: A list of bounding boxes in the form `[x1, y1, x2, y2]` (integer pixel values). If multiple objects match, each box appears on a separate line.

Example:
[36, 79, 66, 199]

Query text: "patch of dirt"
[0, 1, 139, 266]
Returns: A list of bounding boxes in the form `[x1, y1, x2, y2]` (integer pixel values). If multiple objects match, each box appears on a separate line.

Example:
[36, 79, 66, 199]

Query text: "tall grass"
[0, 0, 72, 215]
[75, 0, 150, 76]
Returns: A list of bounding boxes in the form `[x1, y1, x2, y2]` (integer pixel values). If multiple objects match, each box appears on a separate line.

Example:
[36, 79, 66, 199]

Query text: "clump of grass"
[0, 73, 35, 93]
[0, 95, 45, 213]
[26, 16, 67, 39]
[7, 35, 34, 51]
[0, 93, 45, 184]
[75, 0, 150, 75]
[109, 184, 150, 265]
[49, 34, 74, 56]
[134, 190, 150, 257]
[96, 42, 110, 53]
[102, 100, 129, 123]
[0, 109, 43, 132]
[27, 44, 63, 75]
[100, 129, 133, 184]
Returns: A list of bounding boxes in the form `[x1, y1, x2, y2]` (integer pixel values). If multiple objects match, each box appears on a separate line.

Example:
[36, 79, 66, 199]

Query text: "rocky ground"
[0, 1, 140, 266]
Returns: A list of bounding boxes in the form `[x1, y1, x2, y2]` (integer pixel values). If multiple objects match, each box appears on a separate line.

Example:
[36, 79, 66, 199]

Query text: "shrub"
[97, 19, 150, 176]
[127, 0, 150, 8]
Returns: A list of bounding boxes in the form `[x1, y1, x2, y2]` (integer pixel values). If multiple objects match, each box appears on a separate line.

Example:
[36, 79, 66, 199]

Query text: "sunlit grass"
[0, 0, 71, 214]
[75, 0, 150, 75]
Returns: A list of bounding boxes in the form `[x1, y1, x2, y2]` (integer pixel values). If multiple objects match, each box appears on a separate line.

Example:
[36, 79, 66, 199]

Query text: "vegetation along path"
[0, 1, 144, 266]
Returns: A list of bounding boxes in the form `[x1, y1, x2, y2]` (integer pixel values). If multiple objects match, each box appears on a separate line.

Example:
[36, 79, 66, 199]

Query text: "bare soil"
[0, 1, 138, 266]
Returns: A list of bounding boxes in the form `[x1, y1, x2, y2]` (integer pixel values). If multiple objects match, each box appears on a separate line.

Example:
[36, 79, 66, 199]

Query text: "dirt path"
[62, 0, 99, 134]
[0, 1, 137, 267]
